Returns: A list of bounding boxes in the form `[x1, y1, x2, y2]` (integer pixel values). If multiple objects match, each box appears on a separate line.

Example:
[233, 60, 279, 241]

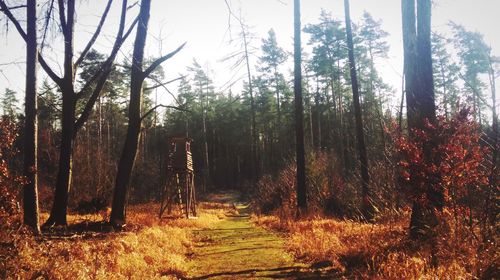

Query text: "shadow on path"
[188, 265, 339, 279]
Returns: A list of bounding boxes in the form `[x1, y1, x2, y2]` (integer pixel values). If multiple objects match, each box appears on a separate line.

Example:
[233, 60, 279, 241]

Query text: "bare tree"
[110, 0, 185, 226]
[0, 0, 138, 226]
[0, 0, 41, 233]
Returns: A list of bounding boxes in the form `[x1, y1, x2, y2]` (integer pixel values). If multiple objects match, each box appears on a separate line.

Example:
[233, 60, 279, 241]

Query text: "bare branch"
[127, 1, 139, 10]
[0, 4, 26, 11]
[74, 68, 110, 133]
[57, 0, 67, 30]
[0, 0, 63, 85]
[74, 0, 133, 133]
[74, 0, 114, 68]
[38, 56, 63, 85]
[144, 75, 185, 91]
[41, 0, 56, 49]
[146, 73, 182, 106]
[0, 0, 27, 39]
[141, 104, 189, 121]
[142, 42, 186, 78]
[77, 11, 138, 99]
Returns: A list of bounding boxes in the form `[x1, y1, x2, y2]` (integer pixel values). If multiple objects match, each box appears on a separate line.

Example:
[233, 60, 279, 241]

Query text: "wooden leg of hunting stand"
[188, 173, 196, 217]
[185, 174, 190, 218]
[191, 173, 197, 217]
[159, 183, 167, 219]
[175, 173, 184, 217]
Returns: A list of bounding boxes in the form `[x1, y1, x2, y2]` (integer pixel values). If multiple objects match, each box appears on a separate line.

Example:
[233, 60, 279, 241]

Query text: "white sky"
[0, 0, 499, 111]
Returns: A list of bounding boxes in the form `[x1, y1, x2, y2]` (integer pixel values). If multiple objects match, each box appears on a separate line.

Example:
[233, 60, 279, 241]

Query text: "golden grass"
[252, 212, 496, 279]
[5, 202, 231, 280]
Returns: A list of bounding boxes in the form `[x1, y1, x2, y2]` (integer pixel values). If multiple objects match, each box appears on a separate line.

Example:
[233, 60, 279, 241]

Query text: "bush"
[0, 117, 25, 278]
[252, 151, 361, 219]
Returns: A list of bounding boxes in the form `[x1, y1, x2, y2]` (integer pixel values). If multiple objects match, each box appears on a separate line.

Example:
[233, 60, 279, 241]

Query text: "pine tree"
[451, 23, 490, 124]
[431, 33, 460, 118]
[1, 88, 19, 118]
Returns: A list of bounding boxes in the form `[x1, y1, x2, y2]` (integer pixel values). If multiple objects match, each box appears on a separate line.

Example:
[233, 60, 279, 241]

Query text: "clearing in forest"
[186, 191, 337, 280]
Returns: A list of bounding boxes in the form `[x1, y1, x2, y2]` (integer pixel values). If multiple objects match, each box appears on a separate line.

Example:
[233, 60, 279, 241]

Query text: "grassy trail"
[185, 191, 335, 280]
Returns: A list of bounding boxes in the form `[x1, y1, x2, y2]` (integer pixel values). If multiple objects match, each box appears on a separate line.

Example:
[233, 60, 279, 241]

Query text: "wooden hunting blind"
[159, 137, 197, 218]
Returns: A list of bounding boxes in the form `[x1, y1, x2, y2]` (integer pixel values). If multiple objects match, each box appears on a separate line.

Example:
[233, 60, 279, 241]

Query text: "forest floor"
[186, 191, 338, 279]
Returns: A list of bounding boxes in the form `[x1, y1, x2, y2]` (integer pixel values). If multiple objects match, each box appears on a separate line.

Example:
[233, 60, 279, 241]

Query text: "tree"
[258, 29, 288, 153]
[359, 11, 389, 107]
[188, 59, 215, 191]
[1, 88, 18, 118]
[431, 33, 460, 119]
[303, 10, 349, 169]
[110, 0, 185, 226]
[294, 0, 307, 215]
[402, 0, 441, 238]
[357, 11, 391, 152]
[451, 23, 490, 124]
[1, 0, 137, 226]
[344, 0, 373, 221]
[23, 0, 40, 233]
[223, 12, 259, 183]
[0, 0, 41, 233]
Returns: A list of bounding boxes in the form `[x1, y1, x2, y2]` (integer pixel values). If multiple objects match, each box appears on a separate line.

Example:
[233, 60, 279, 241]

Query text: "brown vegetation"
[1, 202, 227, 279]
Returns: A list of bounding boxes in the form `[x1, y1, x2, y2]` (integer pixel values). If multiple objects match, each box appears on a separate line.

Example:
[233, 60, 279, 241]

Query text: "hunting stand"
[159, 137, 197, 218]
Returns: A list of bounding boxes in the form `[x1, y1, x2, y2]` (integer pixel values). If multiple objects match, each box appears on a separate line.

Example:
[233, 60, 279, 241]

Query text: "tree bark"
[344, 0, 373, 221]
[23, 0, 40, 233]
[294, 0, 307, 215]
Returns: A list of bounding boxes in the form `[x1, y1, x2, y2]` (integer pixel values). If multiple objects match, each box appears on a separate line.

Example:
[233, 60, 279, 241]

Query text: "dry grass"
[252, 211, 497, 279]
[3, 202, 231, 279]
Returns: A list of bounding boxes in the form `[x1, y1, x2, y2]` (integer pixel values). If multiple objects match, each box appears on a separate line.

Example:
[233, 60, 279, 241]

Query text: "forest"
[0, 0, 498, 279]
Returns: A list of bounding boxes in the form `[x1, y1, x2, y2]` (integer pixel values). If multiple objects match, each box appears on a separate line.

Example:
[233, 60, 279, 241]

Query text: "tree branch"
[141, 104, 189, 121]
[77, 12, 138, 99]
[144, 75, 185, 91]
[0, 4, 25, 11]
[57, 0, 67, 30]
[74, 0, 114, 68]
[146, 73, 182, 106]
[74, 0, 133, 133]
[0, 0, 26, 39]
[142, 42, 186, 78]
[41, 0, 56, 49]
[0, 0, 62, 85]
[459, 72, 493, 110]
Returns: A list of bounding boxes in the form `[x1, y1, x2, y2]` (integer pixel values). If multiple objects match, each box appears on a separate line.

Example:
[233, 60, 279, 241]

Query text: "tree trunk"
[487, 54, 498, 229]
[110, 0, 151, 226]
[44, 0, 76, 227]
[344, 0, 373, 221]
[23, 0, 40, 233]
[294, 0, 307, 215]
[403, 0, 441, 238]
[242, 26, 258, 183]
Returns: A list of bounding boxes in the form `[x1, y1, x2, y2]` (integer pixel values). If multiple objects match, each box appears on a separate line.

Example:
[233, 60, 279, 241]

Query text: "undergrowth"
[252, 212, 497, 279]
[1, 202, 228, 279]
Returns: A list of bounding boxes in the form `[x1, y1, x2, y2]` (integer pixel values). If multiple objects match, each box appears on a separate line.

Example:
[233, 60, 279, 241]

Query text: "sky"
[0, 0, 499, 112]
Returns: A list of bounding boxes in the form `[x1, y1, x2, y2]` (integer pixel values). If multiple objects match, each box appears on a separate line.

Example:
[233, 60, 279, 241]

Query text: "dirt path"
[185, 191, 336, 280]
